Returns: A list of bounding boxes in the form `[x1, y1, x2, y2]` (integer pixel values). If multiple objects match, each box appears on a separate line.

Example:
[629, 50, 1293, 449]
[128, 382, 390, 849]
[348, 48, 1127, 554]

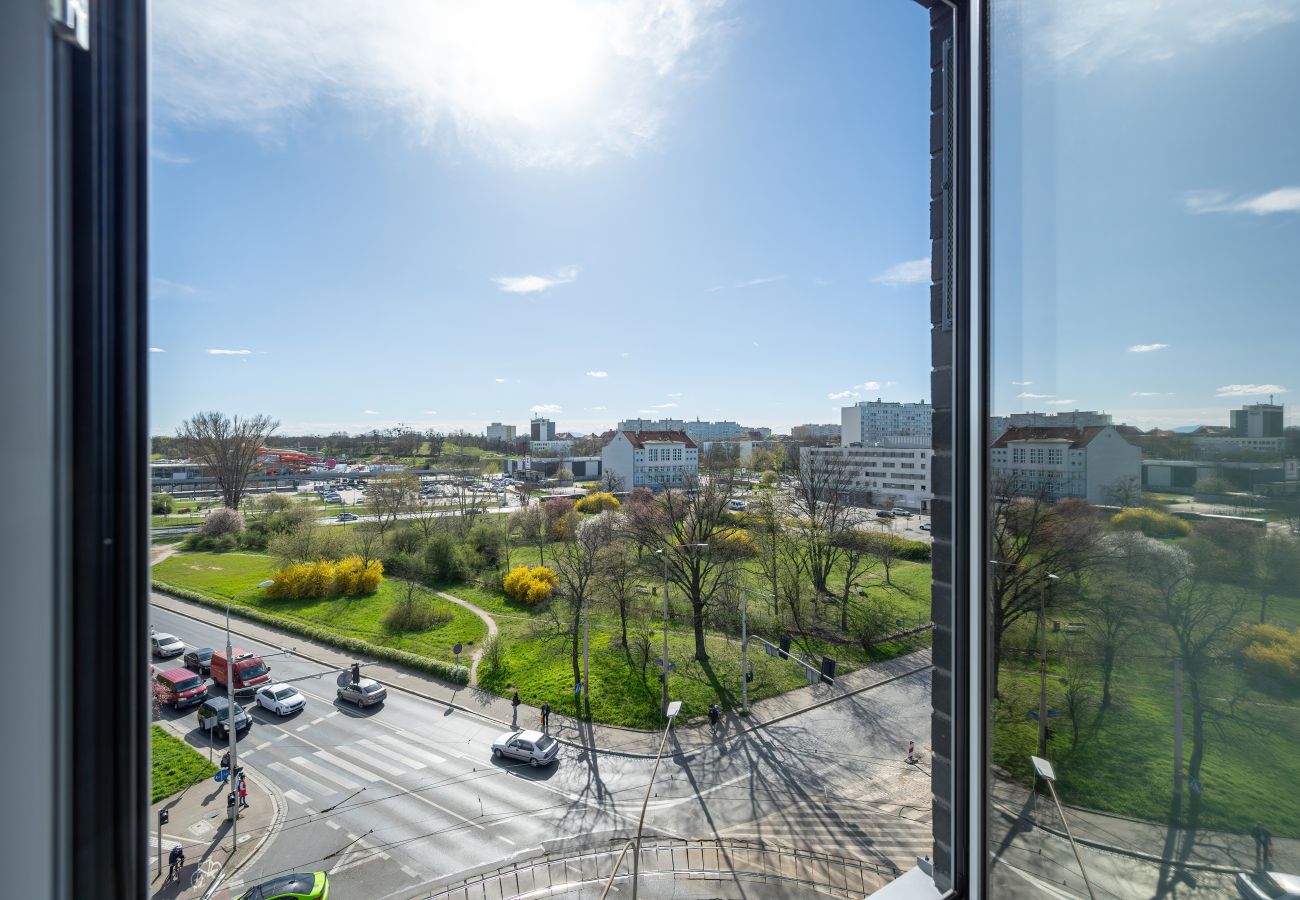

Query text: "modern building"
[990, 425, 1140, 504]
[601, 430, 699, 492]
[1231, 401, 1284, 438]
[527, 439, 574, 455]
[699, 439, 784, 466]
[801, 445, 934, 512]
[841, 399, 933, 448]
[792, 423, 841, 442]
[503, 456, 601, 481]
[989, 409, 1112, 441]
[617, 417, 686, 433]
[485, 422, 517, 444]
[1188, 401, 1287, 457]
[529, 417, 557, 442]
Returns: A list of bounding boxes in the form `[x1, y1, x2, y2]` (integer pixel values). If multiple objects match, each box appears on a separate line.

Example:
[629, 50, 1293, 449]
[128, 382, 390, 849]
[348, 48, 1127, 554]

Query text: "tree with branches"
[177, 411, 279, 509]
[366, 472, 419, 538]
[789, 451, 858, 597]
[549, 512, 621, 716]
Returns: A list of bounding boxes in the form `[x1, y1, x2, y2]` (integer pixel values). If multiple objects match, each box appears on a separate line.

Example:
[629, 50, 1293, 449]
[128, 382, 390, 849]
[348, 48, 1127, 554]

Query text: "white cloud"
[1215, 383, 1289, 397]
[620, 352, 630, 358]
[494, 377, 506, 383]
[152, 277, 196, 298]
[589, 406, 607, 411]
[1011, 380, 1033, 386]
[586, 370, 608, 378]
[854, 381, 883, 391]
[1128, 343, 1169, 353]
[1017, 391, 1055, 399]
[652, 402, 678, 409]
[207, 348, 252, 356]
[1046, 399, 1078, 406]
[423, 410, 438, 415]
[493, 265, 579, 295]
[1185, 186, 1300, 216]
[363, 409, 379, 415]
[531, 403, 563, 414]
[706, 274, 785, 293]
[1025, 1, 1297, 76]
[1130, 391, 1160, 397]
[828, 390, 860, 401]
[150, 146, 192, 165]
[149, 347, 167, 353]
[872, 257, 930, 287]
[151, 1, 726, 168]
[666, 392, 682, 398]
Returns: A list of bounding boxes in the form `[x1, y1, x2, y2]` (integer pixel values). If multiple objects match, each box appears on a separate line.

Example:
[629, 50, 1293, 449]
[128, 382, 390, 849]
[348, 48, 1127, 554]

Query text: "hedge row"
[152, 580, 470, 686]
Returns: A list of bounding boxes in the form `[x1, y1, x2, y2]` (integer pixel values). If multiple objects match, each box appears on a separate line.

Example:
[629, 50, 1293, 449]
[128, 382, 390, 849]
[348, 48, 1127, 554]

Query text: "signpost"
[453, 643, 462, 666]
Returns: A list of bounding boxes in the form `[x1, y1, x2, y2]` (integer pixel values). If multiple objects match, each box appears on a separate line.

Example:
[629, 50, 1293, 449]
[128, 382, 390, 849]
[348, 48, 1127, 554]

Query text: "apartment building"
[485, 422, 517, 444]
[601, 430, 699, 492]
[802, 445, 933, 512]
[990, 425, 1140, 503]
[792, 423, 841, 442]
[841, 399, 932, 448]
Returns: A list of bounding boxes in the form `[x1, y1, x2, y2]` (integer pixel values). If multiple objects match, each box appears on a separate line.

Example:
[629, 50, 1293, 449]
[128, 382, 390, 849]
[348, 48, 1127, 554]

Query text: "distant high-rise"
[530, 417, 556, 442]
[792, 423, 841, 442]
[1230, 402, 1283, 438]
[841, 399, 932, 448]
[486, 423, 516, 444]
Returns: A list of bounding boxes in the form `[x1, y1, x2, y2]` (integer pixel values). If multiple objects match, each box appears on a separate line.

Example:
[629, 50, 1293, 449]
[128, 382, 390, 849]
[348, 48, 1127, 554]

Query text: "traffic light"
[158, 809, 169, 826]
[745, 669, 754, 683]
[351, 663, 361, 684]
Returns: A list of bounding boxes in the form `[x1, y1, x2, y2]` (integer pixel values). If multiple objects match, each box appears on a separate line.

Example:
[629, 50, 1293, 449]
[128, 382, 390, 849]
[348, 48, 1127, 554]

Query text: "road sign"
[574, 682, 582, 696]
[453, 643, 463, 656]
[213, 769, 228, 783]
[1189, 777, 1203, 796]
[1027, 710, 1063, 721]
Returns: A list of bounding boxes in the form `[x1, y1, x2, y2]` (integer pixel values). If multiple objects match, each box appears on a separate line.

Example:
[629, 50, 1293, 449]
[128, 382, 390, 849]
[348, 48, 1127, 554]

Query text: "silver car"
[151, 631, 185, 658]
[1237, 871, 1300, 899]
[337, 677, 387, 707]
[491, 730, 559, 767]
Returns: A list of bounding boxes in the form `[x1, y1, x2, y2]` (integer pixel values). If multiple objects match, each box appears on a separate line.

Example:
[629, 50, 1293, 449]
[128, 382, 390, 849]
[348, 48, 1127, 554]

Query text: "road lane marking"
[283, 789, 311, 805]
[269, 761, 333, 797]
[295, 723, 312, 732]
[311, 717, 325, 725]
[255, 741, 271, 751]
[292, 755, 359, 790]
[358, 738, 426, 770]
[385, 734, 446, 766]
[276, 733, 290, 741]
[326, 820, 340, 830]
[497, 836, 515, 846]
[334, 743, 404, 777]
[326, 710, 340, 718]
[400, 864, 419, 878]
[313, 749, 382, 782]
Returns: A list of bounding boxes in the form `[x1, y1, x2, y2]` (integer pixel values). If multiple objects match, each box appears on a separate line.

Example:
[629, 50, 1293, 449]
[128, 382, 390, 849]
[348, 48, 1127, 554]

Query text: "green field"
[151, 724, 217, 803]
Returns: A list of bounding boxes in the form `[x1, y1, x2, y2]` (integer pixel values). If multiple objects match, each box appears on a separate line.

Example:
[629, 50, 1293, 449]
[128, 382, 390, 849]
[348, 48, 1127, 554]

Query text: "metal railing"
[422, 838, 903, 900]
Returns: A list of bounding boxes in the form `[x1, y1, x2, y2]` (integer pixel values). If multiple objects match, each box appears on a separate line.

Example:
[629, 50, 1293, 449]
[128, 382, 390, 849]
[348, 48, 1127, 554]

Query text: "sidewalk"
[148, 748, 282, 900]
[991, 777, 1298, 876]
[150, 589, 932, 760]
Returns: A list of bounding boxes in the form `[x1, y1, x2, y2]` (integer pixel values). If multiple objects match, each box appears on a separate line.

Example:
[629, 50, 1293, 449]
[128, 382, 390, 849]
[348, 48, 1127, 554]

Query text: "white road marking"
[498, 836, 515, 846]
[283, 788, 311, 806]
[269, 761, 333, 798]
[276, 733, 290, 741]
[400, 864, 419, 878]
[313, 749, 382, 782]
[290, 755, 358, 790]
[333, 743, 405, 777]
[384, 735, 446, 766]
[255, 741, 271, 751]
[311, 717, 325, 725]
[326, 820, 341, 830]
[326, 710, 340, 718]
[358, 738, 426, 770]
[295, 723, 312, 732]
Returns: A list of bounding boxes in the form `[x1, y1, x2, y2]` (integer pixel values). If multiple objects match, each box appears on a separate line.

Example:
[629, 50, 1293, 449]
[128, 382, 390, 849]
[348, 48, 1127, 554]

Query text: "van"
[210, 647, 272, 694]
[155, 667, 208, 709]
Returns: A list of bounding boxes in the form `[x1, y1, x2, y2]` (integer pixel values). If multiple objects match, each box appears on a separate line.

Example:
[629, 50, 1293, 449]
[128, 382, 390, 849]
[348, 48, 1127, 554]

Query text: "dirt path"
[434, 590, 499, 686]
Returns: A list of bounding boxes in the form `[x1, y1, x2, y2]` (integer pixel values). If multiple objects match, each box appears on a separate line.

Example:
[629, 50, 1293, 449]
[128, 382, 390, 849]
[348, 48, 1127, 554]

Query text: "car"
[237, 872, 331, 900]
[491, 729, 559, 767]
[1236, 871, 1300, 900]
[196, 696, 252, 739]
[919, 522, 932, 531]
[155, 667, 208, 709]
[151, 631, 185, 658]
[875, 510, 895, 519]
[727, 499, 748, 511]
[336, 512, 358, 522]
[890, 507, 913, 517]
[255, 683, 307, 716]
[337, 677, 387, 707]
[183, 646, 214, 676]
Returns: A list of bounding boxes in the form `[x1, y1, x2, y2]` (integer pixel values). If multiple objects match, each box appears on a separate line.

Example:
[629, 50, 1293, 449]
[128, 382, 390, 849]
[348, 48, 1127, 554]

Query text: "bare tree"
[1103, 476, 1144, 508]
[831, 528, 883, 633]
[789, 451, 857, 596]
[1255, 531, 1300, 624]
[550, 513, 621, 716]
[594, 536, 638, 649]
[177, 411, 279, 509]
[366, 472, 419, 538]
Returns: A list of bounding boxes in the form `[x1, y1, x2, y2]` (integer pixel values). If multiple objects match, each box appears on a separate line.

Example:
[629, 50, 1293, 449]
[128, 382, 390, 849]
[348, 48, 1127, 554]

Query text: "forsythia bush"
[267, 555, 383, 599]
[503, 565, 558, 604]
[1110, 507, 1192, 538]
[1235, 623, 1300, 687]
[576, 492, 621, 513]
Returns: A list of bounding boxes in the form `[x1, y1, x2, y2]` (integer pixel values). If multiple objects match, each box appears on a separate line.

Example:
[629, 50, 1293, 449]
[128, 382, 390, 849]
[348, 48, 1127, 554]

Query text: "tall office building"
[530, 417, 556, 442]
[841, 399, 933, 448]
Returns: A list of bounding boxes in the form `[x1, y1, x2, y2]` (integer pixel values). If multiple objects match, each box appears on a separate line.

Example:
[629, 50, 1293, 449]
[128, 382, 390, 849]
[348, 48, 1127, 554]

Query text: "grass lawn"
[154, 552, 487, 665]
[151, 724, 216, 803]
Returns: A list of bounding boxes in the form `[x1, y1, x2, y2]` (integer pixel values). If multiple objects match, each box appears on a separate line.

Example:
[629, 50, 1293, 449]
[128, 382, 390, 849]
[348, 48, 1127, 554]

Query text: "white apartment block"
[990, 425, 1140, 504]
[801, 445, 933, 512]
[485, 422, 517, 444]
[617, 417, 686, 433]
[601, 431, 699, 492]
[841, 400, 933, 448]
[792, 423, 841, 442]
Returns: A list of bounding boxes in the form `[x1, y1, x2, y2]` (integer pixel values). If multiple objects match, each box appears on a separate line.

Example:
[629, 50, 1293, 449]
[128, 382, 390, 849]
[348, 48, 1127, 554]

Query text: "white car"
[491, 730, 559, 767]
[151, 631, 185, 658]
[255, 683, 307, 716]
[1237, 872, 1300, 900]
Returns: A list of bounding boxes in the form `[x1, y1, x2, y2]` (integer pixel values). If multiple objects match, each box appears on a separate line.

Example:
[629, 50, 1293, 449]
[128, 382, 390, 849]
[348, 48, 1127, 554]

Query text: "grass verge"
[151, 724, 216, 803]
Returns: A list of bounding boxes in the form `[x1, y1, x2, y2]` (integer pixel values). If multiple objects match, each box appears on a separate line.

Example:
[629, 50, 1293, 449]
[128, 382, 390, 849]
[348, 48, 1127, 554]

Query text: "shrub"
[503, 565, 558, 604]
[576, 492, 621, 513]
[182, 532, 238, 553]
[860, 533, 932, 561]
[389, 525, 425, 556]
[1235, 623, 1300, 688]
[383, 592, 451, 632]
[151, 493, 175, 515]
[425, 531, 471, 582]
[266, 555, 382, 599]
[198, 507, 244, 537]
[1110, 507, 1191, 539]
[480, 632, 504, 675]
[465, 520, 504, 567]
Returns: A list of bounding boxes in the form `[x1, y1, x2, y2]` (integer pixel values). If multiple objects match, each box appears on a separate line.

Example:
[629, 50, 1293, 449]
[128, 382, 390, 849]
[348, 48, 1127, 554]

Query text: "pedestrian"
[220, 751, 231, 772]
[237, 773, 248, 810]
[511, 691, 520, 729]
[1253, 822, 1273, 870]
[541, 700, 551, 734]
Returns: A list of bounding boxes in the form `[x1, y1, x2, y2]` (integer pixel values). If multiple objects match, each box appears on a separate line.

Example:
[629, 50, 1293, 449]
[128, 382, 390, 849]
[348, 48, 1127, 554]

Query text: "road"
[149, 602, 935, 898]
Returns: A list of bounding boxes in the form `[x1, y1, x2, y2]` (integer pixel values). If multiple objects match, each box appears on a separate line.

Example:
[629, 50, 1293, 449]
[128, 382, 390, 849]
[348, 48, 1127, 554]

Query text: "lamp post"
[654, 544, 709, 718]
[1030, 756, 1096, 900]
[1037, 574, 1060, 758]
[225, 578, 273, 853]
[740, 587, 749, 715]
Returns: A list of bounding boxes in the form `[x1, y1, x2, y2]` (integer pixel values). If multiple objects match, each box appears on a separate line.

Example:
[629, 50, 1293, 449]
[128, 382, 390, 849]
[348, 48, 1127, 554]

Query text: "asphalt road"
[150, 603, 936, 898]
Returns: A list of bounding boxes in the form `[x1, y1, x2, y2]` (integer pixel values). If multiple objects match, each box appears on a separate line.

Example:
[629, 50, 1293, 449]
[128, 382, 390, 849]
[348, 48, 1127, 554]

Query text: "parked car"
[196, 696, 252, 739]
[336, 512, 358, 522]
[727, 499, 748, 511]
[875, 510, 895, 519]
[491, 729, 559, 767]
[155, 667, 208, 709]
[255, 683, 307, 716]
[1236, 871, 1300, 900]
[337, 677, 387, 707]
[890, 507, 913, 517]
[151, 631, 185, 658]
[237, 871, 330, 900]
[919, 522, 932, 531]
[183, 646, 214, 676]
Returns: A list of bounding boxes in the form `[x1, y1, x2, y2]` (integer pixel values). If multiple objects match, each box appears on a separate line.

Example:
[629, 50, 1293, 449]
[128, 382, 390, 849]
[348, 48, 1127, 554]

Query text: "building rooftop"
[991, 425, 1109, 449]
[619, 430, 698, 449]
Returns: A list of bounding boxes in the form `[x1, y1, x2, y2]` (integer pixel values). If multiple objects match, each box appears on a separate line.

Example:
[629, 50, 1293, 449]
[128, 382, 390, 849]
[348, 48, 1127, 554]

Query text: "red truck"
[210, 647, 272, 694]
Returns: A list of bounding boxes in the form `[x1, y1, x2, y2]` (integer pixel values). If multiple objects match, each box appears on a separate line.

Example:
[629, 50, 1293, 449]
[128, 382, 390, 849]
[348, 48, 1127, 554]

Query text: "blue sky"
[148, 0, 932, 436]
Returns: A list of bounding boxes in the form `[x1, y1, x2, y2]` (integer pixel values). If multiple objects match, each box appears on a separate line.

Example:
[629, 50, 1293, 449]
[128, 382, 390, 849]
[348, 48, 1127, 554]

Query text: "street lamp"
[224, 578, 273, 853]
[600, 700, 681, 900]
[654, 544, 708, 718]
[991, 560, 1059, 758]
[1030, 756, 1096, 900]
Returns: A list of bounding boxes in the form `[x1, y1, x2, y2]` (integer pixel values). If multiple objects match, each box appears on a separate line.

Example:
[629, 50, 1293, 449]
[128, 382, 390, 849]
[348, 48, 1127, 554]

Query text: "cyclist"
[708, 703, 721, 730]
[168, 843, 185, 882]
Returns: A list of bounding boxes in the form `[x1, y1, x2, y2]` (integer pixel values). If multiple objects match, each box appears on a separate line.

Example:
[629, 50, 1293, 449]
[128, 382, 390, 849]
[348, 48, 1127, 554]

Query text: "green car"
[238, 872, 329, 900]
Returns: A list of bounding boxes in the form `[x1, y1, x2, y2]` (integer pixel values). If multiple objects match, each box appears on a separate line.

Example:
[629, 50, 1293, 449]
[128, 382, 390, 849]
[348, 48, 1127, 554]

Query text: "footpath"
[148, 725, 283, 900]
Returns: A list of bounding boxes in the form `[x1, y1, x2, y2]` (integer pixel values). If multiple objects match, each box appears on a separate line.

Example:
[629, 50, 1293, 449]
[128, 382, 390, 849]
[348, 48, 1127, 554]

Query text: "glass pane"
[988, 2, 1300, 896]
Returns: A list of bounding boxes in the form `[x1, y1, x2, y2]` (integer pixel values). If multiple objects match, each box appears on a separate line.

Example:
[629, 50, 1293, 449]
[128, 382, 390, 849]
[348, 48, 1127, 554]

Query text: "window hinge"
[50, 0, 90, 50]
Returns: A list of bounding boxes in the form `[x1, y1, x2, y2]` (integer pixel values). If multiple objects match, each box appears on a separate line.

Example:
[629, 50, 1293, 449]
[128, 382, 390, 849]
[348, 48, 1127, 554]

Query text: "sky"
[148, 0, 1300, 440]
[148, 0, 932, 437]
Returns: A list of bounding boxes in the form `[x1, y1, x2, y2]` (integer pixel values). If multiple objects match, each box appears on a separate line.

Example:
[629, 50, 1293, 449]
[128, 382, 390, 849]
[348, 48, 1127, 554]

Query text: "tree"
[550, 512, 621, 715]
[198, 507, 244, 537]
[831, 529, 883, 632]
[1077, 534, 1152, 708]
[151, 493, 175, 515]
[789, 451, 858, 597]
[366, 472, 419, 538]
[1104, 476, 1144, 508]
[1184, 520, 1258, 585]
[177, 411, 279, 509]
[1255, 532, 1300, 624]
[595, 534, 637, 649]
[553, 467, 574, 484]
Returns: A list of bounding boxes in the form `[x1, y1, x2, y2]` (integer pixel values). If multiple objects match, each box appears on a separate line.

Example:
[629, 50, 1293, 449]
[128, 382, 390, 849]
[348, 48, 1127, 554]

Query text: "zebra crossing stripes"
[333, 743, 404, 777]
[292, 754, 360, 790]
[269, 760, 334, 797]
[379, 733, 446, 765]
[357, 738, 426, 770]
[313, 749, 382, 782]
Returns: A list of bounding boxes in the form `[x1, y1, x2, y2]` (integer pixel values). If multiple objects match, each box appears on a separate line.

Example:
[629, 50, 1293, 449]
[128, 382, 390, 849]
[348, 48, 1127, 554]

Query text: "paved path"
[435, 589, 498, 686]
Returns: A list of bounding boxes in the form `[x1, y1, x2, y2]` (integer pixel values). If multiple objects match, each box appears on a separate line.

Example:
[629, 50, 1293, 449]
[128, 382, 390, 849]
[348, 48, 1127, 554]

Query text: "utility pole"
[582, 596, 589, 705]
[741, 587, 749, 715]
[1173, 655, 1183, 796]
[1037, 574, 1059, 759]
[225, 579, 272, 853]
[660, 551, 670, 718]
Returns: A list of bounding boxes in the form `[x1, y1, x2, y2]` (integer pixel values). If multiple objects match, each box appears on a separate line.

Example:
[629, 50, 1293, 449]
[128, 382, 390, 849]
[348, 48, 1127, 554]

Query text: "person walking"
[1253, 822, 1273, 870]
[511, 691, 520, 729]
[237, 772, 249, 810]
[540, 701, 551, 734]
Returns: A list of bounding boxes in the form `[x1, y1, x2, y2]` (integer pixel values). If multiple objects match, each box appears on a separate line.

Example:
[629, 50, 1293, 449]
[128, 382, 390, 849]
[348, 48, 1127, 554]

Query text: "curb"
[152, 592, 932, 762]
